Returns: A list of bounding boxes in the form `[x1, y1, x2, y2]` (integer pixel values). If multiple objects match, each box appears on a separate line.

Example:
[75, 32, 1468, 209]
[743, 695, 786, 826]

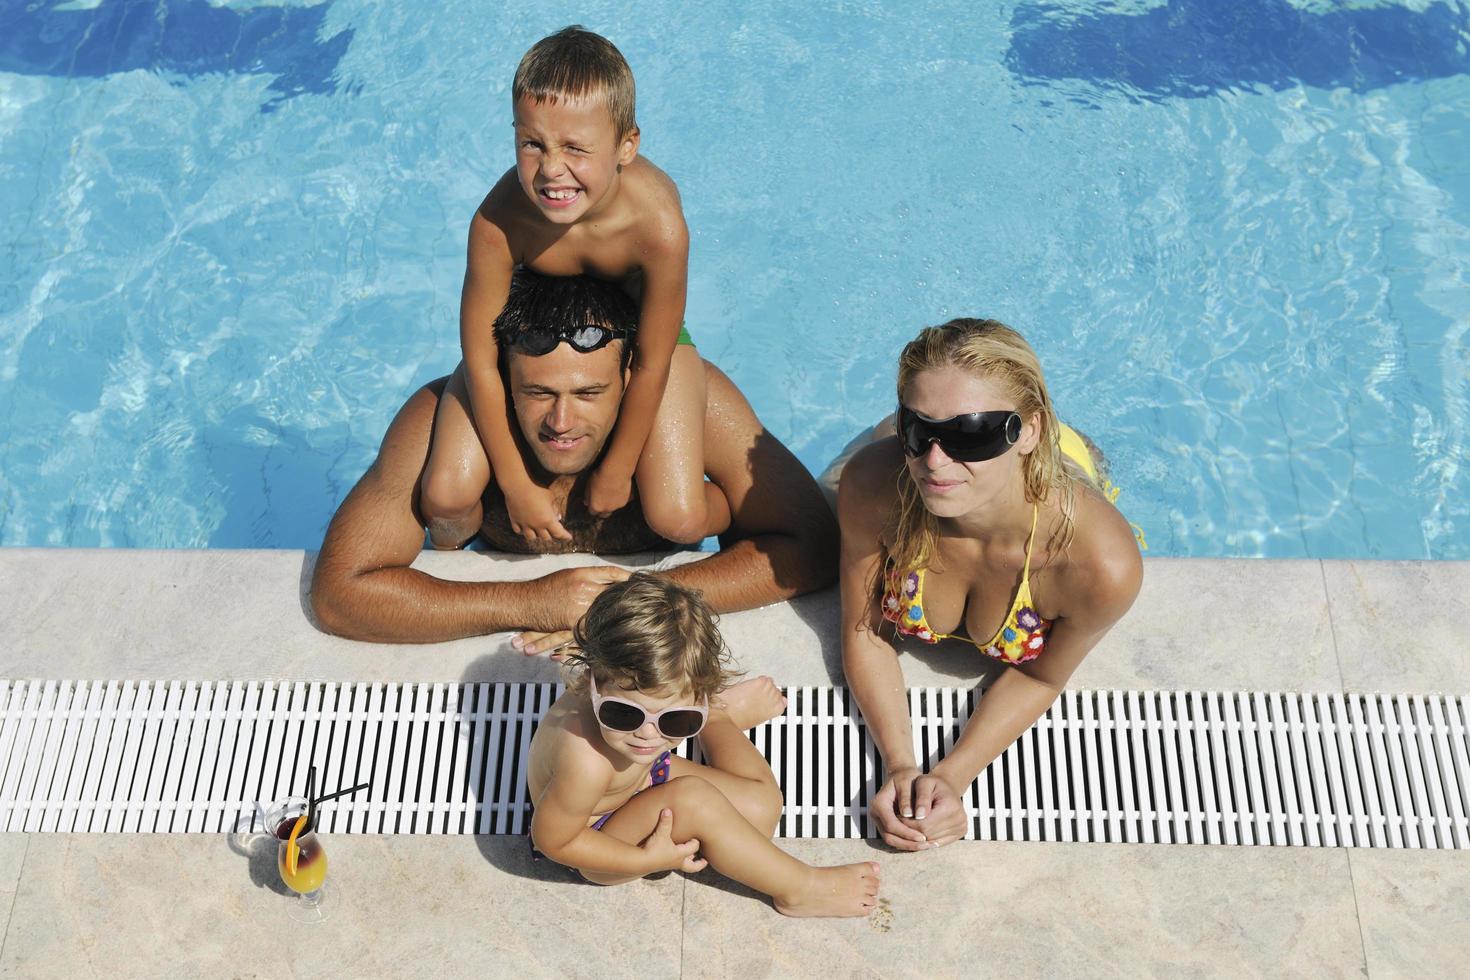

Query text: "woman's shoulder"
[836, 437, 903, 540]
[1055, 484, 1144, 613]
[837, 436, 903, 500]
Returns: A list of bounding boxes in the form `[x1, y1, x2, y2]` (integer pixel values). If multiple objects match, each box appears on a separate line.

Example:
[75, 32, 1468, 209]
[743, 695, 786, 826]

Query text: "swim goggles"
[896, 403, 1023, 463]
[503, 322, 629, 356]
[590, 675, 708, 739]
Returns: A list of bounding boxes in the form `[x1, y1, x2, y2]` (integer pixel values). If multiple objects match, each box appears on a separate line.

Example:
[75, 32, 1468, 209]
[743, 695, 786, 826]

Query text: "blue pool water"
[1, 0, 1467, 558]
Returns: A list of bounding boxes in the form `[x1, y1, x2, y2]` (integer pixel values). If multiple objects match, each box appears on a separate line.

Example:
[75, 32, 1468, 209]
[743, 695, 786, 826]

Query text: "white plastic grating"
[1, 680, 1467, 846]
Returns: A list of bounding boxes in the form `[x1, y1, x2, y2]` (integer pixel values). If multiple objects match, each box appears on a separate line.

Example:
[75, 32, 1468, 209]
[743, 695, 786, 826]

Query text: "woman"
[838, 318, 1143, 850]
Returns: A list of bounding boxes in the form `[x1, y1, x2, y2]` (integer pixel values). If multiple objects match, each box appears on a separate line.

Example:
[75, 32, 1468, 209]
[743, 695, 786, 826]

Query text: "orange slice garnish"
[286, 812, 308, 877]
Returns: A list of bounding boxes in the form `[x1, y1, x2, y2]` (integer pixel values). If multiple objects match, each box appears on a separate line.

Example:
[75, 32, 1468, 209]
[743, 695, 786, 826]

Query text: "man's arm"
[657, 362, 839, 611]
[309, 381, 626, 642]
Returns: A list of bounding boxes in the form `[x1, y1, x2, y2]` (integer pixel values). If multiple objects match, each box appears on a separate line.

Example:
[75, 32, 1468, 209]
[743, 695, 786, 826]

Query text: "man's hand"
[639, 808, 706, 874]
[504, 481, 574, 544]
[512, 630, 575, 659]
[585, 464, 634, 518]
[514, 565, 632, 643]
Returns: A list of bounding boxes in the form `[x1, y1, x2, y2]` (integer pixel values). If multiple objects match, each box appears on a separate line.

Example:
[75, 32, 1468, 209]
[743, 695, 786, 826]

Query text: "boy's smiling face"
[513, 92, 638, 225]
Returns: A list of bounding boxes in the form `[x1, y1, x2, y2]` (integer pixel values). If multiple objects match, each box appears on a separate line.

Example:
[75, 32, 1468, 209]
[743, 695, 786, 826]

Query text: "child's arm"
[530, 748, 698, 875]
[584, 219, 689, 517]
[461, 208, 572, 542]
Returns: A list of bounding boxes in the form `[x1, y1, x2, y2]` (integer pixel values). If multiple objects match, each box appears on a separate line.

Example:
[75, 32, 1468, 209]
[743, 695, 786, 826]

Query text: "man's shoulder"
[697, 360, 758, 459]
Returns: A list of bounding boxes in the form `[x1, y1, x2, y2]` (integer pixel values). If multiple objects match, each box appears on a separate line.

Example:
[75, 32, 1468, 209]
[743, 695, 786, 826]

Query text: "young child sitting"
[527, 573, 881, 918]
[421, 26, 729, 550]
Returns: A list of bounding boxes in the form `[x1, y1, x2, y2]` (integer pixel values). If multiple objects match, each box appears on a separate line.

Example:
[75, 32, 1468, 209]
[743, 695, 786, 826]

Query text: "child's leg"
[636, 345, 731, 544]
[591, 776, 880, 918]
[420, 364, 492, 549]
[667, 676, 787, 836]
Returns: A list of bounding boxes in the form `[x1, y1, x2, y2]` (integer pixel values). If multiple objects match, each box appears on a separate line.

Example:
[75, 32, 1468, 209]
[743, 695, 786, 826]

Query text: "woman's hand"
[869, 766, 930, 850]
[872, 767, 969, 850]
[905, 771, 969, 848]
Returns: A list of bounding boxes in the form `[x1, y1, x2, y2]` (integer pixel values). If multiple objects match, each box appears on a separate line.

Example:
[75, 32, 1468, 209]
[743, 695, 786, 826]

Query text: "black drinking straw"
[306, 765, 317, 833]
[312, 781, 372, 807]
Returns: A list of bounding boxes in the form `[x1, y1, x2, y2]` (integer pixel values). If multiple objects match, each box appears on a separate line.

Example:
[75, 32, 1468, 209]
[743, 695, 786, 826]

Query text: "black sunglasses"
[504, 322, 628, 356]
[896, 403, 1023, 462]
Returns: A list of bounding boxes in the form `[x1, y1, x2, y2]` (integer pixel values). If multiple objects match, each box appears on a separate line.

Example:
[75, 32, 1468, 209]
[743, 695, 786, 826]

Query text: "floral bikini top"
[881, 505, 1051, 664]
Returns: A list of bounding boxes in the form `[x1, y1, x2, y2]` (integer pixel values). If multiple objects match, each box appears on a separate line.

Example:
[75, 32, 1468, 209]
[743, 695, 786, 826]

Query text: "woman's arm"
[916, 511, 1143, 845]
[837, 441, 930, 850]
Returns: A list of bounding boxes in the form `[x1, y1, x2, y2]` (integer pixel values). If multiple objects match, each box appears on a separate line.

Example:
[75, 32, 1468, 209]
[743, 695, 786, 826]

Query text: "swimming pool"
[1, 0, 1466, 558]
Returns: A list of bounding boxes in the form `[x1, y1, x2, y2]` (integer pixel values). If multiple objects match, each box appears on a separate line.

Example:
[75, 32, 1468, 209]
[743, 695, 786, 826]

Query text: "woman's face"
[900, 365, 1039, 519]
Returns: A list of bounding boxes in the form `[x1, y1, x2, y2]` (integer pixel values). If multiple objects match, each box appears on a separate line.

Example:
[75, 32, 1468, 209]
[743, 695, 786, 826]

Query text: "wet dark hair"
[493, 269, 639, 370]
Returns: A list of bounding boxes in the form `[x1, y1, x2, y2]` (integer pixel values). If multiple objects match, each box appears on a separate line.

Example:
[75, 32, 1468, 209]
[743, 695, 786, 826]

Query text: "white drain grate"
[1, 680, 1466, 846]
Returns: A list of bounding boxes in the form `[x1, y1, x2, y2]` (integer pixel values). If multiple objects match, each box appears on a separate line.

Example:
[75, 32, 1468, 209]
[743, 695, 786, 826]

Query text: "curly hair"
[562, 573, 739, 700]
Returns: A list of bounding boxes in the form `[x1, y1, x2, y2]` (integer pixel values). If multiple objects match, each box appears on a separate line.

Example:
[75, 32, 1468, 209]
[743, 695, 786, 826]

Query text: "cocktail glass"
[266, 797, 329, 922]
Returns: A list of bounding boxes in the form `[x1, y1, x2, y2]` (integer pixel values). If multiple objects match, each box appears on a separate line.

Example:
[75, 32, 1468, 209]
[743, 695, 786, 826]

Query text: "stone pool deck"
[1, 548, 1468, 978]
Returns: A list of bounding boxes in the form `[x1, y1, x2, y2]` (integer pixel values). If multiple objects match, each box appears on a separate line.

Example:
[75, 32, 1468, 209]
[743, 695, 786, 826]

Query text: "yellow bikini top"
[881, 505, 1052, 663]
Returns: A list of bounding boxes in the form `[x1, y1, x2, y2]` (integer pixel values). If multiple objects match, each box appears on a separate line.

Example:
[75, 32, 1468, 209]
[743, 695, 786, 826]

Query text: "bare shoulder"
[371, 378, 446, 475]
[473, 169, 537, 254]
[624, 156, 683, 211]
[837, 438, 903, 538]
[1061, 486, 1144, 616]
[530, 695, 614, 791]
[622, 158, 687, 249]
[698, 360, 834, 543]
[701, 359, 754, 419]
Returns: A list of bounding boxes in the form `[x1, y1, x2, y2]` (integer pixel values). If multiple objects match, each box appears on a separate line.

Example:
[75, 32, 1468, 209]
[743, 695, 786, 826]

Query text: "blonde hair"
[563, 573, 737, 699]
[887, 318, 1080, 576]
[513, 26, 637, 138]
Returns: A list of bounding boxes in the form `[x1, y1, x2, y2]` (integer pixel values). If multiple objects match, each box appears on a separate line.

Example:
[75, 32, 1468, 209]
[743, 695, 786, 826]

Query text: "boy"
[421, 26, 729, 549]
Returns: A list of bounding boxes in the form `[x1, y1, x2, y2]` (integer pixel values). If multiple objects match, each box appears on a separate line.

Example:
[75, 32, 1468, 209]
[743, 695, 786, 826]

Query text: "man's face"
[507, 340, 626, 476]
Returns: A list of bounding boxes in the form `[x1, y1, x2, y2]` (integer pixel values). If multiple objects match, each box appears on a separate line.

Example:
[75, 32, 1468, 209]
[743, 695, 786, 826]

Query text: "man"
[310, 271, 838, 647]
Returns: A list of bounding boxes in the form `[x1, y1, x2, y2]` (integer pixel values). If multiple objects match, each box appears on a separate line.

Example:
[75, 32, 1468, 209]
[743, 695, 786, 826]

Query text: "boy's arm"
[462, 200, 571, 540]
[585, 215, 689, 515]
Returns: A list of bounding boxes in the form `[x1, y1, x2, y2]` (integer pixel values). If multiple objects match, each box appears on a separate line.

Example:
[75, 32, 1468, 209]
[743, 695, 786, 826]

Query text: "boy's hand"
[639, 808, 706, 874]
[585, 465, 634, 518]
[504, 482, 574, 543]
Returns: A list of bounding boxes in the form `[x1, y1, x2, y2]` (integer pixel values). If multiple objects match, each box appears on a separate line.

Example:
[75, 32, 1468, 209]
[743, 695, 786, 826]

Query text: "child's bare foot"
[773, 862, 881, 918]
[716, 676, 787, 730]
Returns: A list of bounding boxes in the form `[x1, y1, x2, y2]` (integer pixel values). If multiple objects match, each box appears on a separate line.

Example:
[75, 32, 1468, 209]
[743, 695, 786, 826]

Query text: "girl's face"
[592, 681, 702, 764]
[900, 365, 1039, 519]
[513, 93, 638, 226]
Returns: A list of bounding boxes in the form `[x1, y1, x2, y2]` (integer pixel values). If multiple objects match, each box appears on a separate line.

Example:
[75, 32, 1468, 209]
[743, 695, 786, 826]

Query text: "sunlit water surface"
[1, 0, 1467, 557]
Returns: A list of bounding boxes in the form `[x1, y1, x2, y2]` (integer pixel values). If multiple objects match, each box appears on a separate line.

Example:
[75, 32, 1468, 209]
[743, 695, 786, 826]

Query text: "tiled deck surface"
[2, 548, 1468, 978]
